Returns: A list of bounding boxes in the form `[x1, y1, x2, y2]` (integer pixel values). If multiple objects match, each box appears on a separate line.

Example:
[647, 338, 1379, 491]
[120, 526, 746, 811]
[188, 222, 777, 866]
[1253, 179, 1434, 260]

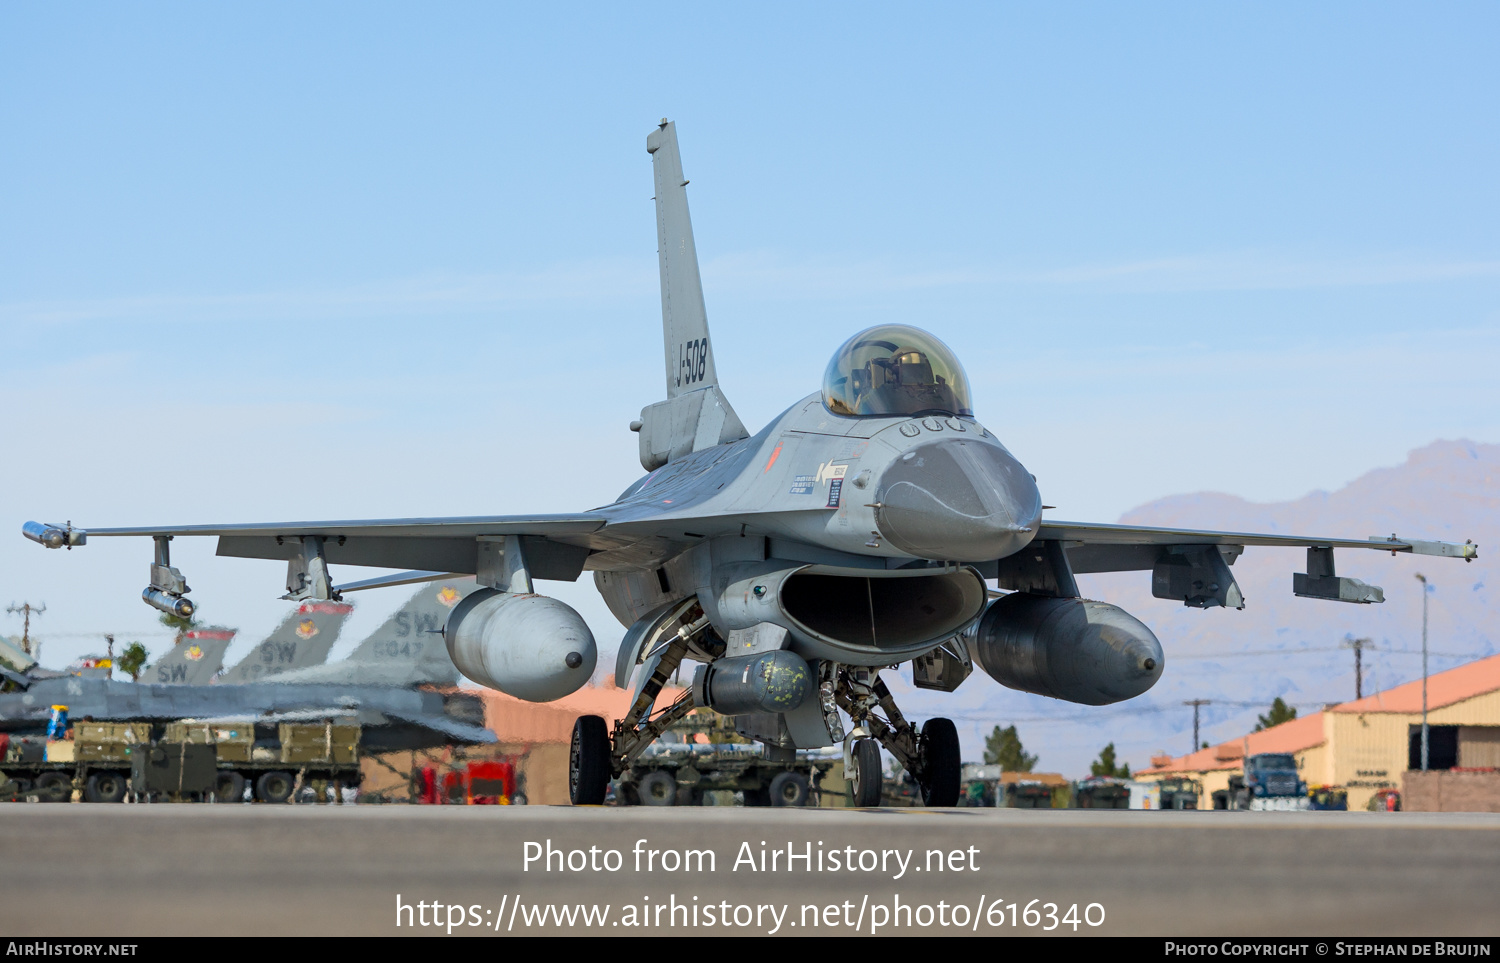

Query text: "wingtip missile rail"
[22, 521, 86, 549]
[1369, 535, 1479, 560]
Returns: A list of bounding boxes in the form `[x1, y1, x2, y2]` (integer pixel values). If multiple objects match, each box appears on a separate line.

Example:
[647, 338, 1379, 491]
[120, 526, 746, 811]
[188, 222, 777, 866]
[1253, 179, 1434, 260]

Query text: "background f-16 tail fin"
[261, 579, 483, 687]
[216, 600, 351, 683]
[142, 627, 235, 685]
[637, 119, 748, 470]
[339, 578, 482, 686]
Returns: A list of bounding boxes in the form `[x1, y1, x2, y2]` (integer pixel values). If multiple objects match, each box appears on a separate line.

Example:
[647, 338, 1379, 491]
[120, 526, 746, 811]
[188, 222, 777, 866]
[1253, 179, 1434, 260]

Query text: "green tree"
[117, 642, 149, 683]
[1090, 742, 1131, 779]
[1254, 697, 1297, 732]
[983, 725, 1037, 772]
[158, 610, 199, 643]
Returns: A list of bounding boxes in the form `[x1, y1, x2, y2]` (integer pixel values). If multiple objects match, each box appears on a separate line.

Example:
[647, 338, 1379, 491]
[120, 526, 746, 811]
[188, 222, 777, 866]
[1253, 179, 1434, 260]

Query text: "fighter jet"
[21, 120, 1479, 807]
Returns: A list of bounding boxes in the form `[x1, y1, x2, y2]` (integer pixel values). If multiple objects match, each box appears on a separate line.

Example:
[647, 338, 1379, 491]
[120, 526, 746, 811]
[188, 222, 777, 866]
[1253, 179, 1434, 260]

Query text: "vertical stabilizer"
[142, 627, 235, 685]
[341, 579, 482, 685]
[636, 120, 748, 470]
[216, 600, 351, 683]
[648, 119, 719, 399]
[261, 579, 484, 686]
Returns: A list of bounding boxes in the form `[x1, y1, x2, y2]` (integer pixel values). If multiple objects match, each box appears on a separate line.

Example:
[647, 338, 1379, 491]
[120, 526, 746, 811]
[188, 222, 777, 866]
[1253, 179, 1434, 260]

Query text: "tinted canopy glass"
[822, 325, 974, 418]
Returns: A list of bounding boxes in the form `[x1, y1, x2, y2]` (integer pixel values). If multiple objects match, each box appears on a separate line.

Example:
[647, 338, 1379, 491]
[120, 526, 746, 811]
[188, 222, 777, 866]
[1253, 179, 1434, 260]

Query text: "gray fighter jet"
[140, 626, 236, 685]
[22, 120, 1479, 807]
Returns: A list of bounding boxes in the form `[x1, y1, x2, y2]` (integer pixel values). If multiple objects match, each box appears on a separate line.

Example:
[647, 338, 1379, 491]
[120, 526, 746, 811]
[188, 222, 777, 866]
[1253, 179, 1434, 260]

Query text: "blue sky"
[3, 5, 1497, 759]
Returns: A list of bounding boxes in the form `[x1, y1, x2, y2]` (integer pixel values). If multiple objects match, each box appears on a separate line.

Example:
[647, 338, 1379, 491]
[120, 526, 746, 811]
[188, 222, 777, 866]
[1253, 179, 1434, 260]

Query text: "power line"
[1183, 699, 1212, 753]
[5, 602, 46, 660]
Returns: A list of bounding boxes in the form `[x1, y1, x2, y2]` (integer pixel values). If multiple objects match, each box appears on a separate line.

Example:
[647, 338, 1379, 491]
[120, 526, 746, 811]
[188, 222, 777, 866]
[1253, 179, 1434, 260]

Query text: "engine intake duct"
[691, 651, 811, 715]
[968, 593, 1163, 706]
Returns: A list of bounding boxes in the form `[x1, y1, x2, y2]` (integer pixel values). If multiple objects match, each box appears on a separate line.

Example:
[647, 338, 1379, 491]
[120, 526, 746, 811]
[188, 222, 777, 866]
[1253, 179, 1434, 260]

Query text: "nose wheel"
[849, 738, 884, 807]
[830, 665, 963, 808]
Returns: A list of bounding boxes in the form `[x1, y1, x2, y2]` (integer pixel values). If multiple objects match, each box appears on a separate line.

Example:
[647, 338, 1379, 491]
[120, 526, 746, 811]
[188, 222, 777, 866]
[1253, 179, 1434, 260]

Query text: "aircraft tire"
[35, 771, 72, 803]
[214, 771, 246, 803]
[769, 771, 810, 807]
[569, 715, 611, 806]
[636, 770, 677, 806]
[919, 717, 961, 808]
[83, 771, 127, 803]
[849, 739, 883, 808]
[256, 771, 295, 804]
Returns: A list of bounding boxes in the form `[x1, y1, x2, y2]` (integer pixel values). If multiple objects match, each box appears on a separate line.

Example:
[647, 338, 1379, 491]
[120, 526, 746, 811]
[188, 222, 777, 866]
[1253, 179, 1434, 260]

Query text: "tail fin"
[216, 600, 351, 683]
[649, 119, 720, 399]
[142, 627, 234, 685]
[337, 579, 483, 686]
[637, 120, 748, 469]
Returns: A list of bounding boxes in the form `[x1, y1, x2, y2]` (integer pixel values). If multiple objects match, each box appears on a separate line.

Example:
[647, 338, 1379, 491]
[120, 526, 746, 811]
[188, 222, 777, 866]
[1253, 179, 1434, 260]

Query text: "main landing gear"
[570, 605, 714, 805]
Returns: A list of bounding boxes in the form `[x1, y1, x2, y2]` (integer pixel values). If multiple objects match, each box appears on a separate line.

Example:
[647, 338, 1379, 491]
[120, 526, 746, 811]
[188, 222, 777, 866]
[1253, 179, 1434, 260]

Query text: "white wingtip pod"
[444, 589, 597, 703]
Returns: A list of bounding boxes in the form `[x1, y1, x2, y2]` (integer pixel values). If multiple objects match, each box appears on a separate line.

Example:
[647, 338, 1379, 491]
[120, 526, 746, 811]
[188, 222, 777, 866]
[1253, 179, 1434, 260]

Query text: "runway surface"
[3, 806, 1498, 937]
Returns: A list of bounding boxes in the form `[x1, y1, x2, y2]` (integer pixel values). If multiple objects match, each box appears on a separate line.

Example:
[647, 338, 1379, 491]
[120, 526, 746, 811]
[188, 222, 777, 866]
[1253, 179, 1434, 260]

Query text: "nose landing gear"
[834, 666, 961, 808]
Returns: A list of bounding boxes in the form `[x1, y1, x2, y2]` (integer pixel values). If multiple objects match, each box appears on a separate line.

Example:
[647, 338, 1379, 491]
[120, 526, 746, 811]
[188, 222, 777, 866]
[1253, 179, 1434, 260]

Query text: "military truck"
[0, 715, 363, 803]
[1156, 777, 1202, 810]
[1072, 776, 1131, 809]
[1211, 752, 1310, 811]
[614, 710, 841, 807]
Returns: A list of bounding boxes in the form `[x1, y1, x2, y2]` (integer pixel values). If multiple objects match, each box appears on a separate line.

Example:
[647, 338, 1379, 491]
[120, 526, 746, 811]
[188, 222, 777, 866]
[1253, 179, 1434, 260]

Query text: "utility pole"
[1183, 699, 1212, 753]
[105, 634, 115, 680]
[1341, 637, 1374, 700]
[1415, 574, 1430, 772]
[6, 602, 46, 659]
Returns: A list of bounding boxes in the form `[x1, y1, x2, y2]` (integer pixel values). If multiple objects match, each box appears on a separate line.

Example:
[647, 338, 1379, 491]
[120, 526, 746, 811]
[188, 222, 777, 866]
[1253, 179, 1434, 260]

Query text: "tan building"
[1139, 653, 1500, 811]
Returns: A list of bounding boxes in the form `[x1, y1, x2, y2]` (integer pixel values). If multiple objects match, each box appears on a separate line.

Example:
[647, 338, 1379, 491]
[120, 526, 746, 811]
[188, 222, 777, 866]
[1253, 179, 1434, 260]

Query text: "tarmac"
[3, 805, 1498, 937]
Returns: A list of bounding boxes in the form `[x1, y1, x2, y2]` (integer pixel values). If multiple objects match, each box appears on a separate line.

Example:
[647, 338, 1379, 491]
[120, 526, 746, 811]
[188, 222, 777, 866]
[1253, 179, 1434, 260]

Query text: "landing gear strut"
[569, 603, 721, 805]
[833, 665, 961, 808]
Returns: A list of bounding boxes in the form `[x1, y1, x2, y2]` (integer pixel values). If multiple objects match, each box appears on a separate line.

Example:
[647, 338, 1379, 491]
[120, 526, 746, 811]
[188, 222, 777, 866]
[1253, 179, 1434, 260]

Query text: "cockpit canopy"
[822, 325, 974, 418]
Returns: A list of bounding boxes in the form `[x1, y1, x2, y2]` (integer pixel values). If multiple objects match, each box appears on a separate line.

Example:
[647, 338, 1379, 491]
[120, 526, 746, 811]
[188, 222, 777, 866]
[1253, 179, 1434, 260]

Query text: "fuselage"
[589, 391, 1043, 665]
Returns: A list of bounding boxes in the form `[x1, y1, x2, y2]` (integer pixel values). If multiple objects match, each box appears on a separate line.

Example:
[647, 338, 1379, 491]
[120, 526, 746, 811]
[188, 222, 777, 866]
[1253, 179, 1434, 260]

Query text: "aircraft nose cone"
[874, 439, 1042, 561]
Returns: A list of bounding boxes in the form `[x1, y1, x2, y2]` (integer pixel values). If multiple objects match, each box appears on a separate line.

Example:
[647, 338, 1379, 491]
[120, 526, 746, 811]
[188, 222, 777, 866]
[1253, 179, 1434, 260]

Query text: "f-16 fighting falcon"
[22, 120, 1479, 807]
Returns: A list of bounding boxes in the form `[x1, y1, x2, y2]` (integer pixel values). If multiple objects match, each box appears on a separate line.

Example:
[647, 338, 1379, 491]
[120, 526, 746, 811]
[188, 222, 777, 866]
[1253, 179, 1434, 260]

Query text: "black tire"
[849, 738, 883, 808]
[636, 770, 677, 806]
[769, 771, 811, 807]
[256, 771, 295, 804]
[214, 771, 246, 803]
[35, 771, 72, 803]
[918, 717, 962, 808]
[569, 715, 611, 806]
[83, 771, 128, 803]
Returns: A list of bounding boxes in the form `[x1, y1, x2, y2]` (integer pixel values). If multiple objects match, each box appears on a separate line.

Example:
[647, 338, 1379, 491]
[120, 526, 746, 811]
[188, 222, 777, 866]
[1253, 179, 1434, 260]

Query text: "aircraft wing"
[24, 514, 605, 581]
[1011, 520, 1478, 608]
[1039, 520, 1477, 571]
